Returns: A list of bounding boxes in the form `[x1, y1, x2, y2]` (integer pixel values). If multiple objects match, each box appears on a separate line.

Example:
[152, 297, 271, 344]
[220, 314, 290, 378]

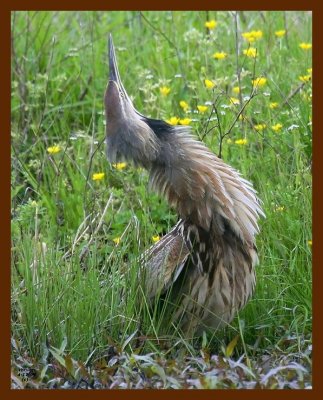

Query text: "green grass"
[11, 10, 312, 380]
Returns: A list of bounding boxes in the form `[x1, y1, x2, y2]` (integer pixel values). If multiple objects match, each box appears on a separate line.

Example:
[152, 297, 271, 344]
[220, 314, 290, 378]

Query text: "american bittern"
[105, 35, 265, 335]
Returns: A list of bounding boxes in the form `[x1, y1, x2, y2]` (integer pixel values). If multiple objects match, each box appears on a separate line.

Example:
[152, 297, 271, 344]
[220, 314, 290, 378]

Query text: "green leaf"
[64, 354, 74, 377]
[225, 335, 240, 358]
[49, 347, 66, 367]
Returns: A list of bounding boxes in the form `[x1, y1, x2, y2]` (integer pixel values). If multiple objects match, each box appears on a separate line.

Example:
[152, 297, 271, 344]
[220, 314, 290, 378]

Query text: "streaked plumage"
[105, 35, 265, 335]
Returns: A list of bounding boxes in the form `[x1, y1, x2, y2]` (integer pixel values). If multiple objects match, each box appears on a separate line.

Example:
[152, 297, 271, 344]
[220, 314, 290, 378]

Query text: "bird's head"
[105, 34, 162, 168]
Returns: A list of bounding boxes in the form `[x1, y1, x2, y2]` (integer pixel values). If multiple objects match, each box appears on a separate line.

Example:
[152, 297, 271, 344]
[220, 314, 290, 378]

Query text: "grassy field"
[11, 11, 312, 388]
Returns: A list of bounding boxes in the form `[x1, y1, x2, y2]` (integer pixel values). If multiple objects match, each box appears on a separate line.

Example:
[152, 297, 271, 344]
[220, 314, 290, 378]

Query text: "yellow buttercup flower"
[230, 97, 240, 105]
[204, 79, 215, 89]
[307, 68, 312, 75]
[213, 51, 227, 60]
[254, 123, 266, 131]
[243, 47, 257, 58]
[232, 86, 240, 94]
[308, 240, 312, 247]
[205, 20, 217, 30]
[197, 105, 208, 113]
[242, 30, 263, 43]
[179, 100, 189, 111]
[299, 75, 311, 83]
[252, 77, 267, 87]
[235, 138, 247, 145]
[179, 118, 192, 125]
[92, 172, 105, 181]
[113, 237, 121, 245]
[243, 36, 255, 43]
[252, 30, 263, 39]
[160, 86, 171, 96]
[299, 42, 312, 50]
[166, 116, 180, 125]
[47, 145, 61, 154]
[112, 162, 127, 170]
[269, 102, 279, 109]
[152, 235, 160, 243]
[275, 30, 286, 38]
[272, 123, 283, 132]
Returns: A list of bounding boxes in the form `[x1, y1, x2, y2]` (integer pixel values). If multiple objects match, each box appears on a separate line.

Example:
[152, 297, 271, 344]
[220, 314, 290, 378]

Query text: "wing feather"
[141, 221, 190, 299]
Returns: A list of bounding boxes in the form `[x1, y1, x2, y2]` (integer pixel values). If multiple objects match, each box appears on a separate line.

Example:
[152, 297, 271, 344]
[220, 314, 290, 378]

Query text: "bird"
[104, 34, 265, 336]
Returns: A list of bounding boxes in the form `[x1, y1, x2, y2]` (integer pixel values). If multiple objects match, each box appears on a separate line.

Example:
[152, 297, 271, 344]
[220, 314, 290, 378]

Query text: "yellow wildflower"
[92, 172, 105, 181]
[179, 118, 192, 125]
[272, 123, 283, 132]
[254, 123, 266, 131]
[204, 79, 215, 89]
[269, 102, 279, 109]
[205, 20, 217, 30]
[242, 30, 263, 42]
[235, 138, 248, 145]
[112, 162, 127, 170]
[299, 42, 312, 50]
[160, 86, 171, 96]
[197, 105, 208, 113]
[299, 75, 311, 83]
[113, 237, 121, 245]
[275, 206, 285, 212]
[252, 30, 263, 39]
[243, 47, 257, 58]
[230, 97, 240, 105]
[213, 51, 227, 60]
[307, 68, 312, 75]
[179, 100, 189, 111]
[308, 240, 312, 247]
[243, 36, 255, 43]
[252, 77, 267, 87]
[152, 235, 160, 243]
[47, 145, 61, 154]
[232, 86, 240, 94]
[166, 116, 180, 125]
[275, 30, 286, 38]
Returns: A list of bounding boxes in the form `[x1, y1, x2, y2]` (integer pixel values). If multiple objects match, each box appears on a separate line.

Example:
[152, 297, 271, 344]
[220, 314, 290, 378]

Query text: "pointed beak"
[108, 34, 133, 105]
[108, 34, 120, 84]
